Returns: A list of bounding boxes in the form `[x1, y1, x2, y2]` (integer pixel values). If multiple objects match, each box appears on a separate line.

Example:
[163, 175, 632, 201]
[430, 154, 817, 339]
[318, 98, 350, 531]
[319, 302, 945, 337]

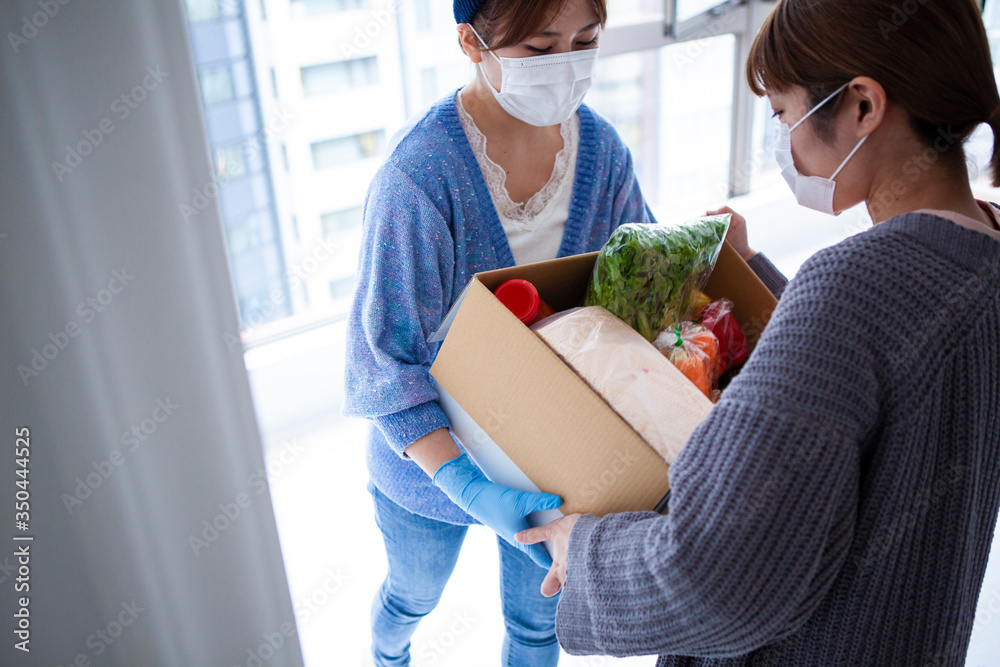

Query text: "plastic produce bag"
[695, 298, 748, 373]
[531, 306, 712, 463]
[584, 214, 731, 342]
[653, 323, 721, 400]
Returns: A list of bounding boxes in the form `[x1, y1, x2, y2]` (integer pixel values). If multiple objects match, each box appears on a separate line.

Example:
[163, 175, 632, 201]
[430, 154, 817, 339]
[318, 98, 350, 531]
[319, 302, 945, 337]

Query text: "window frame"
[601, 0, 769, 198]
[199, 64, 237, 106]
[309, 130, 387, 171]
[300, 56, 379, 97]
[239, 0, 777, 349]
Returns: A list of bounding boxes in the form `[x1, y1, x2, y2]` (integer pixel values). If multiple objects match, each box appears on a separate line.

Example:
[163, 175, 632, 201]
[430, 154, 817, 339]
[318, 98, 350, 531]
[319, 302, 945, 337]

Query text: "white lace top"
[456, 91, 579, 265]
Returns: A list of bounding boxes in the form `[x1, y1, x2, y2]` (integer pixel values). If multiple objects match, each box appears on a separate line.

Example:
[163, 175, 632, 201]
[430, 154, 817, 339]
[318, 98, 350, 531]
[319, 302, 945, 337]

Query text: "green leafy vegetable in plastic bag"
[584, 214, 731, 342]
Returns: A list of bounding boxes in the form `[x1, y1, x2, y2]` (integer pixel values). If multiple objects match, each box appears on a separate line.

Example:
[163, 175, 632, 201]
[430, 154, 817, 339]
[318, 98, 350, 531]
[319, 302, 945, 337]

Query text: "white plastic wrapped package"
[531, 306, 712, 463]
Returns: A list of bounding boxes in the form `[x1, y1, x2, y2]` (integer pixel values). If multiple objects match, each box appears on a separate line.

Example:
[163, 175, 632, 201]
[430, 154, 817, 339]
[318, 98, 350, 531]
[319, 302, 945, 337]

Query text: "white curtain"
[0, 1, 303, 664]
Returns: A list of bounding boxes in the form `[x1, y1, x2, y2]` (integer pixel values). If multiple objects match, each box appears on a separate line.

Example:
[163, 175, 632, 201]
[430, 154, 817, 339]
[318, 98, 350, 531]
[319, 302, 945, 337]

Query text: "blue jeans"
[368, 482, 560, 667]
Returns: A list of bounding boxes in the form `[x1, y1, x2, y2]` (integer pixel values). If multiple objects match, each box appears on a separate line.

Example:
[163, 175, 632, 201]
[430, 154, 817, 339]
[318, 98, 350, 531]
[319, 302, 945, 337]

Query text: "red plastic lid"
[493, 279, 540, 324]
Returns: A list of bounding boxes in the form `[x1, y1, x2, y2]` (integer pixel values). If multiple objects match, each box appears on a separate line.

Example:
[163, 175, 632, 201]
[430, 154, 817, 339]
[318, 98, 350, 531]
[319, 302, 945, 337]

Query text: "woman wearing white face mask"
[519, 0, 1000, 665]
[344, 1, 671, 665]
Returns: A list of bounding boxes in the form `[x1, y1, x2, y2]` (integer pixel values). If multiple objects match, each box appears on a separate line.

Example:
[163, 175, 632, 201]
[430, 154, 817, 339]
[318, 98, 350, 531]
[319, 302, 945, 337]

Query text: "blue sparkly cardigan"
[343, 92, 655, 524]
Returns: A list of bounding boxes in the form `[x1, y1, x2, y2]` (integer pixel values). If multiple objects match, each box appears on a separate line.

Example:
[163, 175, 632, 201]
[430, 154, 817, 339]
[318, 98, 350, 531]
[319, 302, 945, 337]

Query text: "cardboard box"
[429, 241, 778, 519]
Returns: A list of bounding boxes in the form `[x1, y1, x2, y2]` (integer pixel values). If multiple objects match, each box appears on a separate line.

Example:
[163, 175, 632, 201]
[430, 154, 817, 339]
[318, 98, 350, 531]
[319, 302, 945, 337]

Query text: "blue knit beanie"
[454, 0, 484, 24]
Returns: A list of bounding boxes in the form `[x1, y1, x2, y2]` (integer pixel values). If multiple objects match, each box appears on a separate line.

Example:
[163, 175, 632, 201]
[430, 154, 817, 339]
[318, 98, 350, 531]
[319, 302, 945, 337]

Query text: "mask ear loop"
[830, 135, 869, 179]
[789, 82, 868, 179]
[791, 83, 850, 132]
[468, 25, 502, 65]
[468, 23, 505, 97]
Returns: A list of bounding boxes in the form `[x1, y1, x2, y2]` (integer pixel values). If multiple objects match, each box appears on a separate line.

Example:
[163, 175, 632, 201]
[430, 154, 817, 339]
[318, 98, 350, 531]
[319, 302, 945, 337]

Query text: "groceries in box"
[429, 215, 778, 518]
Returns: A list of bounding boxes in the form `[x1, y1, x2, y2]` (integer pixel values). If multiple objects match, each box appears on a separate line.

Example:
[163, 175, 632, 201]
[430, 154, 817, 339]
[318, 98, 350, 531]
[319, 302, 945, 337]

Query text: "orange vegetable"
[654, 323, 720, 399]
[683, 326, 720, 380]
[672, 355, 712, 397]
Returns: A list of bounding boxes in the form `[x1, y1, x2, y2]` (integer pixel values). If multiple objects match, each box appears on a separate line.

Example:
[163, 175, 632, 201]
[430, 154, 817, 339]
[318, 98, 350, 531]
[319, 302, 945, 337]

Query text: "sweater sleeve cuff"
[747, 252, 789, 299]
[372, 401, 451, 457]
[555, 513, 604, 654]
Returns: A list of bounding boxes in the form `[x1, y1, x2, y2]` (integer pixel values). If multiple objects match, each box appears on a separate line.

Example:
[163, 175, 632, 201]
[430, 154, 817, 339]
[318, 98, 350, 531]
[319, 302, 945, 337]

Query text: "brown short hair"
[747, 0, 1000, 185]
[472, 0, 608, 52]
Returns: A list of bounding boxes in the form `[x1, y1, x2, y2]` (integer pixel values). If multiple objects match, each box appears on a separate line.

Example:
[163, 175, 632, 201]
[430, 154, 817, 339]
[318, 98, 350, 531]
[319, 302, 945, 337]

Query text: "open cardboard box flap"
[430, 241, 778, 517]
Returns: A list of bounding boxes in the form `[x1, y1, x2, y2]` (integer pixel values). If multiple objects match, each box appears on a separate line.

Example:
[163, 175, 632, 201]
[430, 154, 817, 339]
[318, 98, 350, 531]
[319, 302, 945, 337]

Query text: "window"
[659, 34, 735, 209]
[294, 0, 370, 16]
[415, 0, 432, 32]
[226, 215, 264, 255]
[321, 207, 363, 238]
[301, 57, 379, 96]
[310, 131, 385, 170]
[199, 65, 235, 105]
[587, 35, 735, 216]
[607, 0, 664, 26]
[185, 0, 220, 22]
[420, 67, 437, 109]
[588, 52, 654, 190]
[677, 0, 734, 23]
[238, 288, 288, 328]
[967, 1, 1000, 178]
[215, 143, 246, 180]
[328, 276, 355, 300]
[184, 0, 240, 22]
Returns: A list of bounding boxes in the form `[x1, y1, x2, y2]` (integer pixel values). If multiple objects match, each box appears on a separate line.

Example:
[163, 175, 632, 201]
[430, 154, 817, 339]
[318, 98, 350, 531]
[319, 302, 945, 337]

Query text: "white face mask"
[471, 26, 599, 127]
[775, 83, 868, 215]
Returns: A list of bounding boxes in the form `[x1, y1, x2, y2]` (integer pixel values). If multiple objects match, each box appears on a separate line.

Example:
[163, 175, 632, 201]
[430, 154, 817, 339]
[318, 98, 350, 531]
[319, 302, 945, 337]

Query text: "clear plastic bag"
[532, 306, 713, 463]
[584, 214, 731, 342]
[694, 298, 749, 373]
[653, 323, 721, 400]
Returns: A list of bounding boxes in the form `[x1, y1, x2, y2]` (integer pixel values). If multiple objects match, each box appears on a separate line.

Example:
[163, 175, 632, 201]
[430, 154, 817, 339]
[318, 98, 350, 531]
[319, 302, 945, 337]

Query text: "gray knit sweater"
[557, 213, 1000, 666]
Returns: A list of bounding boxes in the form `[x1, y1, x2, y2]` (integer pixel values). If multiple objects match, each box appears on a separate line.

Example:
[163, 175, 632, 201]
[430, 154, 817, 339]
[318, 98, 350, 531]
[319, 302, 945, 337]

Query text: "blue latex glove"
[433, 453, 562, 569]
